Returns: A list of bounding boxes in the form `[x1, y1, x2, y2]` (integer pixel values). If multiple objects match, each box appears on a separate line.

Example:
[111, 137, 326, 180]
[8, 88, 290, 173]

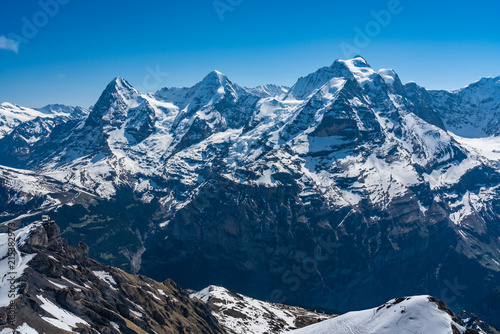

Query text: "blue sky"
[1, 0, 500, 108]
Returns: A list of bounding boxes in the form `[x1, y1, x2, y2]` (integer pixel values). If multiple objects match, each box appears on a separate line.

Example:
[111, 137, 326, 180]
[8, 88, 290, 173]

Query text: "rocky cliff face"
[0, 221, 224, 333]
[140, 169, 500, 324]
[191, 285, 333, 334]
[456, 311, 500, 334]
[429, 76, 500, 137]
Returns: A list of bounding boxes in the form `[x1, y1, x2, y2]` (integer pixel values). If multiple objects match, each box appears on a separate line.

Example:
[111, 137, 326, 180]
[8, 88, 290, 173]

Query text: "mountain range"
[0, 56, 499, 329]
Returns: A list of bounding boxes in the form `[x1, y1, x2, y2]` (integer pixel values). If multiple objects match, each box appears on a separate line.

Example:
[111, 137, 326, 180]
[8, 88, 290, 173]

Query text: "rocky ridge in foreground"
[0, 220, 224, 333]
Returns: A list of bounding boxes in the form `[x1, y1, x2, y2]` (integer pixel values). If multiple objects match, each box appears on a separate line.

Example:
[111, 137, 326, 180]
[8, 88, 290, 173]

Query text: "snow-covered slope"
[0, 103, 53, 139]
[0, 103, 88, 167]
[287, 296, 473, 334]
[0, 165, 89, 222]
[430, 76, 500, 137]
[191, 286, 332, 334]
[0, 102, 85, 139]
[245, 84, 290, 99]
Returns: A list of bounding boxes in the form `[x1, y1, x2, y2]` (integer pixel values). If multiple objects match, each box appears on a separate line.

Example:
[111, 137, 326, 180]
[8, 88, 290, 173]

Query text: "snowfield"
[287, 296, 467, 334]
[192, 285, 332, 334]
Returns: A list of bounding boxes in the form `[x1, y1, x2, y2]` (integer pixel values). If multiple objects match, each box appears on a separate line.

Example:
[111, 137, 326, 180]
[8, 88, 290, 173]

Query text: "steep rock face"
[403, 82, 447, 130]
[191, 286, 333, 334]
[155, 71, 260, 154]
[0, 221, 225, 333]
[57, 77, 153, 160]
[457, 311, 500, 334]
[429, 76, 500, 137]
[141, 171, 500, 322]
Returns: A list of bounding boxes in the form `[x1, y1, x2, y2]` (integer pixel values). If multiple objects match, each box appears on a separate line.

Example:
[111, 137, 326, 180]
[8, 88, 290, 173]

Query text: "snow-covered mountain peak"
[36, 104, 72, 115]
[152, 71, 235, 110]
[456, 75, 500, 92]
[288, 296, 470, 334]
[1, 102, 11, 107]
[107, 76, 138, 96]
[191, 286, 333, 334]
[287, 57, 389, 100]
[35, 104, 89, 120]
[286, 64, 352, 101]
[88, 77, 142, 123]
[197, 70, 231, 92]
[194, 70, 232, 97]
[336, 55, 370, 68]
[204, 69, 227, 83]
[378, 68, 398, 85]
[334, 57, 381, 88]
[1, 102, 38, 116]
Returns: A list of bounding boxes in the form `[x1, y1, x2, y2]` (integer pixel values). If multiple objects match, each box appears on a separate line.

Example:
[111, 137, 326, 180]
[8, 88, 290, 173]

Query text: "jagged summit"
[87, 77, 139, 111]
[287, 56, 392, 100]
[452, 75, 500, 93]
[429, 74, 500, 137]
[377, 68, 399, 85]
[353, 54, 368, 61]
[244, 84, 289, 98]
[334, 55, 371, 68]
[195, 70, 232, 96]
[203, 70, 227, 83]
[36, 104, 72, 114]
[191, 285, 333, 334]
[197, 70, 229, 89]
[0, 101, 86, 141]
[154, 69, 236, 108]
[104, 76, 137, 94]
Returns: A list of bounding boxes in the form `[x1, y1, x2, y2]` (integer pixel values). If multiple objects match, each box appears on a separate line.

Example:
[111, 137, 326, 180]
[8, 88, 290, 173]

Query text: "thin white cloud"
[0, 36, 19, 53]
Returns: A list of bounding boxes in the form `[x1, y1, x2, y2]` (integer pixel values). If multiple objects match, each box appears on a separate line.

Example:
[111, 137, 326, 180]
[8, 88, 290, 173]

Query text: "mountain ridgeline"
[0, 57, 500, 328]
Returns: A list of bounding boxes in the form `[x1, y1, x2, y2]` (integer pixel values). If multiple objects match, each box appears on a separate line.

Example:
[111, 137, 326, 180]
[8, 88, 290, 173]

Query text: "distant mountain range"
[0, 56, 499, 329]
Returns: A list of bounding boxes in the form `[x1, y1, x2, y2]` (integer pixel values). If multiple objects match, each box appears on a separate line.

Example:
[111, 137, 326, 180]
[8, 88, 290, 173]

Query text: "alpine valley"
[1, 56, 500, 331]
